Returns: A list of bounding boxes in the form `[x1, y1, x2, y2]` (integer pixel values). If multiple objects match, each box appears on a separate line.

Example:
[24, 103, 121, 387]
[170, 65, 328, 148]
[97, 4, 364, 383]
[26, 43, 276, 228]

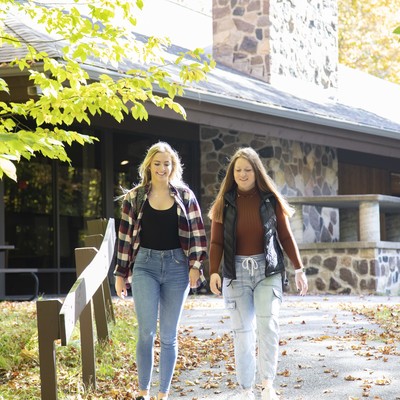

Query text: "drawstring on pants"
[242, 257, 259, 276]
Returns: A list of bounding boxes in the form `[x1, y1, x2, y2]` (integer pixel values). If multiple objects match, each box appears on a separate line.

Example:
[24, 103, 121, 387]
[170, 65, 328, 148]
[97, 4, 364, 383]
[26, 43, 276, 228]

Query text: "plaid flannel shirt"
[114, 184, 208, 278]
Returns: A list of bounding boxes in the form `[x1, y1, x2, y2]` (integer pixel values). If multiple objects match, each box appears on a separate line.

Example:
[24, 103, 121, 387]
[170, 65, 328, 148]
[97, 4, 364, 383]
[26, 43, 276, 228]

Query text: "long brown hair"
[208, 147, 294, 223]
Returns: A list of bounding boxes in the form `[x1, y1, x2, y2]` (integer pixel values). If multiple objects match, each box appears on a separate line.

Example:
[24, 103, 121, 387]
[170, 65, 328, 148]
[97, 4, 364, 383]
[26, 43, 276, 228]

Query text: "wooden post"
[37, 300, 62, 400]
[75, 248, 98, 389]
[80, 299, 96, 389]
[37, 218, 116, 398]
[87, 219, 108, 236]
[102, 278, 115, 323]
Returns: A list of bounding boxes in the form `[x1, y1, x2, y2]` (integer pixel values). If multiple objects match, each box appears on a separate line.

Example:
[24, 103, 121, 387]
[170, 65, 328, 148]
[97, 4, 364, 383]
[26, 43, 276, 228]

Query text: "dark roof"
[2, 16, 63, 60]
[2, 14, 400, 138]
[182, 61, 400, 136]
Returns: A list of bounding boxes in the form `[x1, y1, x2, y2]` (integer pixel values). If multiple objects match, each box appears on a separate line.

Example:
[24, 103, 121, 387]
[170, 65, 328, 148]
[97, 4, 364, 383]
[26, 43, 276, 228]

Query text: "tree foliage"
[0, 0, 215, 181]
[338, 0, 400, 85]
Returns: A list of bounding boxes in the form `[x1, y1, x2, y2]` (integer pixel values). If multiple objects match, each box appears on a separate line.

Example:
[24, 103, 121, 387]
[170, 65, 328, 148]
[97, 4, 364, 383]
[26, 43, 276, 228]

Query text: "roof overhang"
[2, 62, 400, 158]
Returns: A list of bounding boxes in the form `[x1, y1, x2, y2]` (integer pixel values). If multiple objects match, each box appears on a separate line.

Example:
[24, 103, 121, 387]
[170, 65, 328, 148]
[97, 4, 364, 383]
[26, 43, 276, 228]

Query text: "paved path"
[170, 294, 400, 400]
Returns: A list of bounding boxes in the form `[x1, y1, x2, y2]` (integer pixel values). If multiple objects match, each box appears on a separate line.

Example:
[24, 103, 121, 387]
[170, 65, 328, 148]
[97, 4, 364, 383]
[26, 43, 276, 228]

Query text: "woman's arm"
[114, 193, 135, 278]
[275, 202, 308, 295]
[275, 202, 302, 268]
[185, 189, 208, 269]
[209, 220, 224, 295]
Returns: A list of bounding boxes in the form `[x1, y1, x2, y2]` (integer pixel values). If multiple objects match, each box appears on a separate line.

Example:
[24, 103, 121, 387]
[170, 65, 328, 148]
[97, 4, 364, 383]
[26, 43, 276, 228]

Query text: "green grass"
[0, 299, 139, 400]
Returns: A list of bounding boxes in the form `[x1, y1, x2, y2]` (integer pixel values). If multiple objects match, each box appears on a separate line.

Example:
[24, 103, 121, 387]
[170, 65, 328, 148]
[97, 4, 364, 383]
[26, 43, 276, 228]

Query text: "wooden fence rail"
[36, 218, 116, 400]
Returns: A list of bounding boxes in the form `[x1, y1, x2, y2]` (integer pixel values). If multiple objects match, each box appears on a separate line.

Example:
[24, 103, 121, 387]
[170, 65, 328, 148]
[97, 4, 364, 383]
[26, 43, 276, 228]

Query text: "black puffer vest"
[222, 189, 285, 280]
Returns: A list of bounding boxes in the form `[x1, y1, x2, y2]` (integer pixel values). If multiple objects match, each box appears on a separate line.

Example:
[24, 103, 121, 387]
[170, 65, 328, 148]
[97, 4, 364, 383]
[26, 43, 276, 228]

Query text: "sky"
[133, 0, 212, 50]
[338, 65, 400, 124]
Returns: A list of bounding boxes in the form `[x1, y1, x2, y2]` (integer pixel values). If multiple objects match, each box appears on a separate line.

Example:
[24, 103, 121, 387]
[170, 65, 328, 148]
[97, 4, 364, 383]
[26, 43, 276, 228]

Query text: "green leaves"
[0, 155, 17, 181]
[0, 0, 215, 179]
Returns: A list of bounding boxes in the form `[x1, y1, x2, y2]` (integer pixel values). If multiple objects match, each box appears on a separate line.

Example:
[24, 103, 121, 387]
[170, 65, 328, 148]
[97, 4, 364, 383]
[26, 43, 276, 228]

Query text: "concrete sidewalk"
[171, 294, 400, 400]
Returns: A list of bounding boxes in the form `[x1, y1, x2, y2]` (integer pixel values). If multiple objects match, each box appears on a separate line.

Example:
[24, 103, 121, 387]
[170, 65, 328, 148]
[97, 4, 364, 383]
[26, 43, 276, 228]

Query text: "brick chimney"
[212, 0, 338, 91]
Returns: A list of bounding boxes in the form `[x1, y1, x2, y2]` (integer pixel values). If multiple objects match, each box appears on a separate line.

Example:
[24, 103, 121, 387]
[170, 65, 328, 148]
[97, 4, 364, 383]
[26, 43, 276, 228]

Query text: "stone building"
[1, 0, 400, 298]
[204, 0, 400, 295]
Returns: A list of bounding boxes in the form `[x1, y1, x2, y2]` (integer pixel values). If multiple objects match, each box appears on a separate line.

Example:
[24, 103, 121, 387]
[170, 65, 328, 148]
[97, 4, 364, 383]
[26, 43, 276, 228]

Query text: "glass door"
[4, 137, 102, 296]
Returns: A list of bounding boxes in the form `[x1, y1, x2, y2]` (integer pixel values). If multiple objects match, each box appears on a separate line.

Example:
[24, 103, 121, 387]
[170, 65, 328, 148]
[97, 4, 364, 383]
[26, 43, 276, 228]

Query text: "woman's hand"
[210, 273, 222, 295]
[295, 270, 308, 296]
[115, 276, 128, 299]
[189, 268, 201, 288]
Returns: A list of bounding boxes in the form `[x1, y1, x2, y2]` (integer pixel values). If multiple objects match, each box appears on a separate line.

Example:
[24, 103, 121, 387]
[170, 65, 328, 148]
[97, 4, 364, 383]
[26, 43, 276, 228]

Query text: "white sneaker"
[261, 387, 279, 400]
[229, 388, 256, 400]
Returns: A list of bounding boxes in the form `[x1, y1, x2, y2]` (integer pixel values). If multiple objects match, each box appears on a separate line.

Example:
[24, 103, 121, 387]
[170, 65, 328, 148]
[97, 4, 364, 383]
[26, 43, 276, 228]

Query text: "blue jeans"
[223, 254, 283, 389]
[132, 247, 190, 394]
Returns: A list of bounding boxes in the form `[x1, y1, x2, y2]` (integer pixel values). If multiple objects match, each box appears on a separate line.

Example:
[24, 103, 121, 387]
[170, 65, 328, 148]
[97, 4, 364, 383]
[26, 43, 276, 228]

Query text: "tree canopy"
[0, 0, 215, 181]
[338, 0, 400, 85]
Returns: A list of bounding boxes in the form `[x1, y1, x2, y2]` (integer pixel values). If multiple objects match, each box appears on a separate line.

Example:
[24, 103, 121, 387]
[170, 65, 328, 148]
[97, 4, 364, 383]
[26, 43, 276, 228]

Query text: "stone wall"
[200, 126, 338, 240]
[212, 0, 338, 89]
[269, 0, 338, 89]
[291, 243, 400, 296]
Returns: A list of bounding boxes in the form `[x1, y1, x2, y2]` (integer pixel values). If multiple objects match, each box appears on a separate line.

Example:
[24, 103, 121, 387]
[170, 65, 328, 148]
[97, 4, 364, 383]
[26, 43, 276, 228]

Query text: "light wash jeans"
[223, 254, 283, 389]
[132, 247, 190, 394]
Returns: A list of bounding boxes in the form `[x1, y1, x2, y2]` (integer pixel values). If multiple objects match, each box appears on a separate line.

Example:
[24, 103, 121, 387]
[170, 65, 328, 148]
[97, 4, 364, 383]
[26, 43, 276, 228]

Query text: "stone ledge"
[290, 194, 400, 212]
[298, 241, 400, 250]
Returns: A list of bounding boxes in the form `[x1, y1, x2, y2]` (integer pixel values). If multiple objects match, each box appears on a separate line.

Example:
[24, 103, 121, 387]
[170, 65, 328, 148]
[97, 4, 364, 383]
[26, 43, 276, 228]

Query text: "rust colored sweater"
[209, 187, 303, 275]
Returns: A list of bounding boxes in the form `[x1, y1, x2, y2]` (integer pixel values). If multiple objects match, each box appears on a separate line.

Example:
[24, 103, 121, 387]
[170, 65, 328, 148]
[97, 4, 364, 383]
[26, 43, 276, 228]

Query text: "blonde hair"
[208, 147, 294, 223]
[138, 141, 184, 187]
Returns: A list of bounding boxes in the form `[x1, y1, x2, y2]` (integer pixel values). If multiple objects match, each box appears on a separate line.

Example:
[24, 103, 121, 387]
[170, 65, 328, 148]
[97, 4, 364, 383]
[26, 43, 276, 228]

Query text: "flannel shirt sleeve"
[114, 193, 135, 278]
[186, 189, 208, 269]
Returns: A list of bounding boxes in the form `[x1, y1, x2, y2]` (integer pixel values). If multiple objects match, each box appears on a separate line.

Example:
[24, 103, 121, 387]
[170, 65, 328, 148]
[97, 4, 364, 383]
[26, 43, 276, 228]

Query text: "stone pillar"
[339, 209, 359, 241]
[359, 201, 380, 242]
[291, 204, 304, 243]
[212, 0, 271, 81]
[386, 214, 400, 241]
[212, 0, 338, 89]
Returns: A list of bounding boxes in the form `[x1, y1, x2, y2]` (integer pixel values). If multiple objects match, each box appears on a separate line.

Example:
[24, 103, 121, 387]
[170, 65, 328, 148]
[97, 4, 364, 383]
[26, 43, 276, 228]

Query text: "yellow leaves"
[130, 103, 148, 121]
[175, 51, 216, 84]
[375, 376, 391, 385]
[0, 78, 9, 93]
[0, 155, 17, 181]
[20, 347, 37, 363]
[338, 0, 400, 84]
[313, 334, 334, 341]
[345, 375, 362, 381]
[278, 368, 291, 377]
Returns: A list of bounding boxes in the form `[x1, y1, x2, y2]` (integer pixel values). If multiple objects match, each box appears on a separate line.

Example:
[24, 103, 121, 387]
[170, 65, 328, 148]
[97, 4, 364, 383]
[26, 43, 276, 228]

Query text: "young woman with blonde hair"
[208, 147, 307, 400]
[114, 142, 207, 400]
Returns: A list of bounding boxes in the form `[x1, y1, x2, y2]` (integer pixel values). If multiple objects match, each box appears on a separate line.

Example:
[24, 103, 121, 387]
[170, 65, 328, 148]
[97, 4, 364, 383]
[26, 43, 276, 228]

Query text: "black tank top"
[140, 201, 181, 250]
